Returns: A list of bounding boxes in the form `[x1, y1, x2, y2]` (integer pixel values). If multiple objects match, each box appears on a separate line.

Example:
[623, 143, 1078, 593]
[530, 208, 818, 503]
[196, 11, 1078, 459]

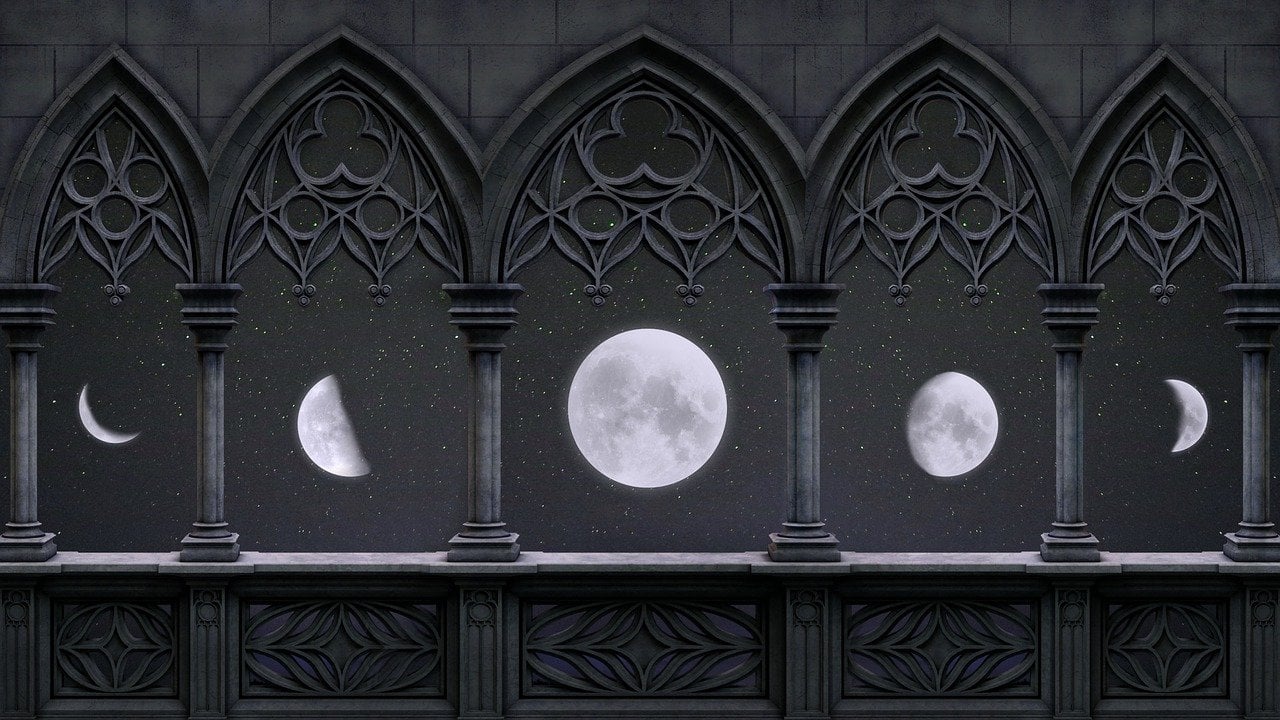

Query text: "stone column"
[766, 283, 842, 562]
[1221, 284, 1280, 561]
[1038, 284, 1104, 562]
[0, 284, 58, 562]
[177, 284, 241, 562]
[444, 284, 522, 562]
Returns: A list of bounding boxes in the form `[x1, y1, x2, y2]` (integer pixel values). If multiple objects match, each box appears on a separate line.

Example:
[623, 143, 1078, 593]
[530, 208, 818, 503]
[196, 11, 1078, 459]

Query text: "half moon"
[566, 328, 728, 488]
[905, 371, 999, 478]
[297, 375, 370, 478]
[1166, 378, 1208, 453]
[77, 384, 140, 445]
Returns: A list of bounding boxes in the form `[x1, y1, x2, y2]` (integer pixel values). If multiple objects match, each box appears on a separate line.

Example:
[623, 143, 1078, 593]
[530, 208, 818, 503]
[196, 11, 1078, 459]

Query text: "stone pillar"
[444, 284, 522, 562]
[0, 284, 58, 562]
[1221, 284, 1280, 561]
[1051, 584, 1091, 719]
[766, 284, 842, 562]
[458, 584, 505, 719]
[1038, 284, 1104, 562]
[177, 284, 241, 562]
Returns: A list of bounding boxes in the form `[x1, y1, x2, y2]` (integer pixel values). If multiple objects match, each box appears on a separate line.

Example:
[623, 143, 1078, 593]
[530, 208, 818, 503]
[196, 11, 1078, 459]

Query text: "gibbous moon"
[1166, 378, 1208, 453]
[297, 375, 370, 478]
[77, 385, 140, 445]
[567, 328, 727, 488]
[906, 371, 999, 478]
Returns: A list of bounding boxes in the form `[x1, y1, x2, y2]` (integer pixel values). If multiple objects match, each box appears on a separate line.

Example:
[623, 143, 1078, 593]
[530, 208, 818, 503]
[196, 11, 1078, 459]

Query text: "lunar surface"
[906, 371, 999, 477]
[566, 328, 727, 488]
[1166, 378, 1208, 453]
[297, 375, 370, 478]
[77, 384, 140, 445]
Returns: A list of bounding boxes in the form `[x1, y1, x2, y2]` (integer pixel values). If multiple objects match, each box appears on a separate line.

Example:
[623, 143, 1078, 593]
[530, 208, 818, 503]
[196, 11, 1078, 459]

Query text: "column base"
[0, 532, 56, 561]
[447, 533, 520, 562]
[180, 532, 240, 562]
[1040, 532, 1100, 562]
[1223, 532, 1280, 561]
[768, 532, 841, 562]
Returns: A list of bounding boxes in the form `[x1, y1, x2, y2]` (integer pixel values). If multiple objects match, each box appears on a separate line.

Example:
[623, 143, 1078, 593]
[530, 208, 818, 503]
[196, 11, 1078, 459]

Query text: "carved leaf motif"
[226, 81, 464, 305]
[1086, 107, 1243, 303]
[524, 601, 765, 696]
[39, 108, 196, 298]
[243, 600, 443, 696]
[824, 83, 1055, 305]
[502, 81, 787, 305]
[54, 603, 175, 695]
[844, 601, 1037, 696]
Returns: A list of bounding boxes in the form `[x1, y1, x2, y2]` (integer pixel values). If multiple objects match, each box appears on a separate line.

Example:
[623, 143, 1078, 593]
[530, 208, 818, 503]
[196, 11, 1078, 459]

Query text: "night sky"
[13, 92, 1272, 554]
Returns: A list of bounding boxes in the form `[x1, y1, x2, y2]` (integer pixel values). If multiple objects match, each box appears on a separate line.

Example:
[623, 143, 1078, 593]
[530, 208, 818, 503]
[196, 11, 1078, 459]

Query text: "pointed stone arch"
[483, 26, 806, 302]
[0, 47, 208, 291]
[807, 27, 1072, 301]
[208, 27, 481, 299]
[1074, 47, 1280, 289]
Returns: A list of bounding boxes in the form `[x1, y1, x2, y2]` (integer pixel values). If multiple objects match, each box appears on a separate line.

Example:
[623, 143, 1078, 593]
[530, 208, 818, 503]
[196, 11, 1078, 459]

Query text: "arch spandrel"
[208, 27, 481, 295]
[0, 47, 209, 288]
[1074, 48, 1279, 287]
[482, 27, 806, 296]
[806, 27, 1072, 295]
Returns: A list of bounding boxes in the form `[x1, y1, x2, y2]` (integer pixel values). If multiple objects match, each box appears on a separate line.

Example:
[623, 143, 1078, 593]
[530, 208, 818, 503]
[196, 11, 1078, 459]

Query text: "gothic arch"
[807, 27, 1072, 301]
[0, 47, 208, 290]
[1073, 47, 1280, 289]
[207, 27, 480, 299]
[482, 26, 806, 302]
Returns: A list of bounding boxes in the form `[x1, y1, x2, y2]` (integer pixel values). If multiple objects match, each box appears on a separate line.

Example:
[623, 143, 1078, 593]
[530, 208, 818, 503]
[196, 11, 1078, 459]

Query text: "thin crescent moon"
[1166, 378, 1208, 453]
[297, 375, 370, 478]
[77, 385, 140, 445]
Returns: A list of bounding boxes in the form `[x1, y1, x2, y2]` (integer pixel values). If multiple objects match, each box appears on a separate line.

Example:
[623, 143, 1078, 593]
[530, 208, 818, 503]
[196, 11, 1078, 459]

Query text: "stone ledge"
[0, 550, 1274, 576]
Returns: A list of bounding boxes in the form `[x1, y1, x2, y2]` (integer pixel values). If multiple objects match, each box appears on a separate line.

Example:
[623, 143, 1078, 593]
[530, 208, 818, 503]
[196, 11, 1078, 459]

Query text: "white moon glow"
[566, 328, 727, 488]
[297, 375, 370, 478]
[906, 371, 999, 478]
[77, 384, 139, 445]
[1166, 378, 1208, 453]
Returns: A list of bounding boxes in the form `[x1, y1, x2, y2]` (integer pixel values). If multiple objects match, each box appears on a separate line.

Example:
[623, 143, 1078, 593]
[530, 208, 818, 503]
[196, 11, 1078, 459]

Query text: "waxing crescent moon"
[1166, 378, 1208, 453]
[297, 375, 370, 478]
[905, 371, 999, 478]
[566, 328, 727, 488]
[77, 384, 140, 445]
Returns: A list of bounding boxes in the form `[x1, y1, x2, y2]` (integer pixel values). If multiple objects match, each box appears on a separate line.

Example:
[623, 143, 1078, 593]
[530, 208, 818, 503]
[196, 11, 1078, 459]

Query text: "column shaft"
[0, 284, 58, 562]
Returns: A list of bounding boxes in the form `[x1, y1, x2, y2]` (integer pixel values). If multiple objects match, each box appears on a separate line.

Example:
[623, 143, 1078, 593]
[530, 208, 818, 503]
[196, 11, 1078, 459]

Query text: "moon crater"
[567, 328, 727, 488]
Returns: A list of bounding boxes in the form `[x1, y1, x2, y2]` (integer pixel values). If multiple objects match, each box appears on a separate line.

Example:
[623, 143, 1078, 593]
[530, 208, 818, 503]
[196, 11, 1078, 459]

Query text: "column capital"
[1039, 283, 1103, 350]
[765, 283, 843, 351]
[1221, 283, 1280, 338]
[445, 283, 523, 352]
[178, 283, 241, 351]
[0, 284, 59, 340]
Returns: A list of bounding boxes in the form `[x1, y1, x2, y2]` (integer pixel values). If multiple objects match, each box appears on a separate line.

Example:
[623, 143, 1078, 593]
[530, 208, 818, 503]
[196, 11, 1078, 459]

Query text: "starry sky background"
[15, 95, 1265, 554]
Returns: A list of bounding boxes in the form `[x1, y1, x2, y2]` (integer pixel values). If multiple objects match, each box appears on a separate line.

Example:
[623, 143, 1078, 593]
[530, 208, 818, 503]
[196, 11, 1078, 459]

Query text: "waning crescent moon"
[77, 384, 140, 445]
[1166, 378, 1208, 453]
[297, 375, 370, 478]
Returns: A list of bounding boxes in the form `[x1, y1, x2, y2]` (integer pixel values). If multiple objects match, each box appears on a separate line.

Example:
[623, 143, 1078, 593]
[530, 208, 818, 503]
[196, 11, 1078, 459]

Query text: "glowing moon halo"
[906, 371, 999, 478]
[1166, 378, 1208, 453]
[297, 375, 370, 478]
[566, 328, 727, 488]
[77, 384, 140, 445]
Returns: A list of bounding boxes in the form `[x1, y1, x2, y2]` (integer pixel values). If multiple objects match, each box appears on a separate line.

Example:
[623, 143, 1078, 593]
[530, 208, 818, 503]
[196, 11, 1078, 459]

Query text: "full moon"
[906, 371, 999, 478]
[77, 384, 140, 445]
[566, 328, 727, 488]
[1166, 378, 1208, 453]
[297, 375, 370, 478]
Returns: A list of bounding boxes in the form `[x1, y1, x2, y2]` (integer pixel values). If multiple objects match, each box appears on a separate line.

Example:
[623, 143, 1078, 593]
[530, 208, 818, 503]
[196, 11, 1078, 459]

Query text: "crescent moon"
[77, 384, 140, 445]
[297, 375, 370, 478]
[1166, 378, 1208, 453]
